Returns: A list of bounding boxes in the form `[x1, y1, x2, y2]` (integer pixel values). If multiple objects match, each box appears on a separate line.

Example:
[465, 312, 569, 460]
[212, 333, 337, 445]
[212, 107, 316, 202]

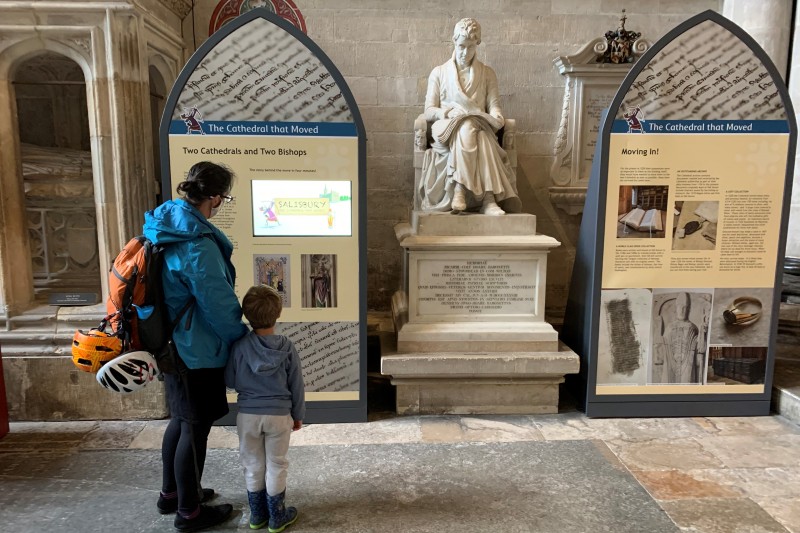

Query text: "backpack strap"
[170, 297, 195, 333]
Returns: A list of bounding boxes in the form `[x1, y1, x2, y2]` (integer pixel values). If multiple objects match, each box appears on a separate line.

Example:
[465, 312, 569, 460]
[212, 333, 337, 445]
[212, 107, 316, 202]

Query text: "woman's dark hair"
[176, 161, 233, 205]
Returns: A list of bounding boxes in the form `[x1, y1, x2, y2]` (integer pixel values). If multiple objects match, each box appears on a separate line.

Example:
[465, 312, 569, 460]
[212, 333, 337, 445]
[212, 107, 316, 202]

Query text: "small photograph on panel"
[671, 200, 719, 251]
[709, 287, 773, 347]
[649, 289, 713, 385]
[301, 254, 337, 308]
[597, 288, 653, 386]
[706, 346, 767, 385]
[253, 254, 291, 307]
[616, 185, 669, 239]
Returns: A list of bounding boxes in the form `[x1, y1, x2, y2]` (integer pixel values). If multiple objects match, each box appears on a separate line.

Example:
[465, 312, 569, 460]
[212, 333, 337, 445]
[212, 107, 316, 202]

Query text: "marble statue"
[419, 18, 521, 215]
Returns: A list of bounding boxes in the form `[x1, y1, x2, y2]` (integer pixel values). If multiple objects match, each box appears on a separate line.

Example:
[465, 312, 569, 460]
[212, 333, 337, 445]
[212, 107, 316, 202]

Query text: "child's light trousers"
[237, 412, 293, 495]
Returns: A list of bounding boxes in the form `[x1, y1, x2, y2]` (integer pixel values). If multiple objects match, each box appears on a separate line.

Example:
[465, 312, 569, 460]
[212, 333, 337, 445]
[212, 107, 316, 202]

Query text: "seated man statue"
[419, 18, 521, 215]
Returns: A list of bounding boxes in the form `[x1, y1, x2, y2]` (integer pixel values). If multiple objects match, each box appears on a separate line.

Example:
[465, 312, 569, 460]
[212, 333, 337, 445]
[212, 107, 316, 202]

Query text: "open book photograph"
[616, 185, 669, 239]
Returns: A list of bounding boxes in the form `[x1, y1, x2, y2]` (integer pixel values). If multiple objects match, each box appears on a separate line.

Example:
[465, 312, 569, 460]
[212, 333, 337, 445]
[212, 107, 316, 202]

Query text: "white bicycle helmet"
[96, 350, 160, 394]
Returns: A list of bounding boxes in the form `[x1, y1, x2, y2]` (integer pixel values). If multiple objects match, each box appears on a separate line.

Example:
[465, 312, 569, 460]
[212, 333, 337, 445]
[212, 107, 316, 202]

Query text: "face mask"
[209, 205, 220, 218]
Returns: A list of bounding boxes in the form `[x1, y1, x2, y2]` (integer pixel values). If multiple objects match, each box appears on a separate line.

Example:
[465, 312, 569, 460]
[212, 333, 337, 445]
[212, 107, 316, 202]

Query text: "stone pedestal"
[383, 212, 579, 415]
[0, 304, 167, 421]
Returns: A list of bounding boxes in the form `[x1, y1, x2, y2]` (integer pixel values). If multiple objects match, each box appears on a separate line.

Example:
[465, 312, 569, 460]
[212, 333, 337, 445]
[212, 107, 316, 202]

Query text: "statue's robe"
[420, 55, 521, 213]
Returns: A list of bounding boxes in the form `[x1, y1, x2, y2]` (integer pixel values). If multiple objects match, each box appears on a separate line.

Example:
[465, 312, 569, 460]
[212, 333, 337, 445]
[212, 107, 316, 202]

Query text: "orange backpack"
[104, 236, 195, 374]
[106, 236, 158, 351]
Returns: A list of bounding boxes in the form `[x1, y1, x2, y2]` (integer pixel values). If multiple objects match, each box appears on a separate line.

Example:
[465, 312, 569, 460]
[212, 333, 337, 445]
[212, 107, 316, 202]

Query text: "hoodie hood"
[241, 332, 293, 376]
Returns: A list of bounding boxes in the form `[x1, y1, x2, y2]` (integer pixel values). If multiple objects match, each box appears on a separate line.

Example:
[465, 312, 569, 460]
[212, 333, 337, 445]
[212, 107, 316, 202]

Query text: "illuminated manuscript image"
[252, 179, 352, 237]
[649, 289, 713, 385]
[301, 254, 337, 308]
[253, 254, 291, 307]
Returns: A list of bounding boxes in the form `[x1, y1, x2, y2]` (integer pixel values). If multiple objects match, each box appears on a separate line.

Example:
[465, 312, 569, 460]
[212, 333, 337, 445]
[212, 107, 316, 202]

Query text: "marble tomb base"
[385, 212, 579, 415]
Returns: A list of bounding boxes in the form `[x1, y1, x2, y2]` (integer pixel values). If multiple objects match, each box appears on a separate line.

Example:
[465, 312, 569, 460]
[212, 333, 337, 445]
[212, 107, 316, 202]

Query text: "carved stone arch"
[147, 52, 176, 90]
[0, 37, 94, 83]
[147, 53, 173, 203]
[0, 38, 100, 314]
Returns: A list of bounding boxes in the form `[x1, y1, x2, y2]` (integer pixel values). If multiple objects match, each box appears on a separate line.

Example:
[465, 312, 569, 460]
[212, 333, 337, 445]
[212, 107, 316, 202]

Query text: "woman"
[144, 161, 249, 531]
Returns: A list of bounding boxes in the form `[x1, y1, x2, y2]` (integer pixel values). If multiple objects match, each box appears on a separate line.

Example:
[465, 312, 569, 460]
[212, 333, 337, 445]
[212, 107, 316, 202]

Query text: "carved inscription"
[581, 87, 617, 179]
[275, 321, 359, 392]
[175, 17, 352, 123]
[417, 259, 536, 315]
[618, 20, 784, 121]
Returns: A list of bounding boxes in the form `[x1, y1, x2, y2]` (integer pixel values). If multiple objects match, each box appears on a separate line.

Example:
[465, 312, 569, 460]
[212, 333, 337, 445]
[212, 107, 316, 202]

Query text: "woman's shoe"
[157, 488, 215, 514]
[174, 503, 233, 532]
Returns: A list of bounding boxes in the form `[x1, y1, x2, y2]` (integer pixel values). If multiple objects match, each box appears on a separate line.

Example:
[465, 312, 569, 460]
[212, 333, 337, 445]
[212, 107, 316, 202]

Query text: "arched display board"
[562, 10, 796, 417]
[160, 8, 367, 423]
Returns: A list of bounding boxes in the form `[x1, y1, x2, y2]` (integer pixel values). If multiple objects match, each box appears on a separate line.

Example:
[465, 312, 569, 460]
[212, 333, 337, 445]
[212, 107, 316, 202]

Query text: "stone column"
[787, 6, 800, 259]
[105, 10, 156, 246]
[0, 78, 34, 316]
[724, 1, 797, 258]
[723, 0, 792, 78]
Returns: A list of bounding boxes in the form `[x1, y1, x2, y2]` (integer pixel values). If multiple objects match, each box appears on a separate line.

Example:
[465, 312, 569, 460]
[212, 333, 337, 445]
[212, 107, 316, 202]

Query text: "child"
[225, 285, 305, 532]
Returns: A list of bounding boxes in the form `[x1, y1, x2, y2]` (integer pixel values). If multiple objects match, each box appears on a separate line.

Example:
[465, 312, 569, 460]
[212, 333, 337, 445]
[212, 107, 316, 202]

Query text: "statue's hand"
[491, 112, 505, 127]
[446, 107, 466, 118]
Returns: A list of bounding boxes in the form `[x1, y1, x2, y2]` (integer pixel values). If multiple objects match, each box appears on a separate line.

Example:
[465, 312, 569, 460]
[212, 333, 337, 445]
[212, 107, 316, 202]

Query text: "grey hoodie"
[224, 331, 305, 420]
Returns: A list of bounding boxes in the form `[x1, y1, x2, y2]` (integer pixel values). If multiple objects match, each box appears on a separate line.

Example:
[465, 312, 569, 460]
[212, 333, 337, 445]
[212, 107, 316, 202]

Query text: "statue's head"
[452, 18, 481, 67]
[675, 292, 691, 321]
[453, 18, 481, 44]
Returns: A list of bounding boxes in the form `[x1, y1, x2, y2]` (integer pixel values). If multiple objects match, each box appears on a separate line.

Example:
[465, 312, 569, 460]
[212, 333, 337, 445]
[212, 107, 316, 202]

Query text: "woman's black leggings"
[161, 417, 213, 515]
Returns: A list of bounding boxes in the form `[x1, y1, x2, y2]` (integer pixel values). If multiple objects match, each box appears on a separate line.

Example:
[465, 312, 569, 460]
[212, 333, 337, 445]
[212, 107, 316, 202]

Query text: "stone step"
[411, 211, 538, 236]
[772, 359, 800, 425]
[773, 304, 800, 425]
[0, 304, 107, 356]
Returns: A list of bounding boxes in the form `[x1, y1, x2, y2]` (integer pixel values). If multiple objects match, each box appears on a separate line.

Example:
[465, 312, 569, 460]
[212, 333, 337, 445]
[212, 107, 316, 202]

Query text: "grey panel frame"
[562, 10, 797, 417]
[159, 8, 368, 424]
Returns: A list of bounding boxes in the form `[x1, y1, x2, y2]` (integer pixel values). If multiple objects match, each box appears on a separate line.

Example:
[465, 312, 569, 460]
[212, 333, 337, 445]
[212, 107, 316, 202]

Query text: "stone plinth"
[395, 213, 560, 353]
[0, 304, 167, 421]
[384, 211, 579, 415]
[382, 346, 580, 415]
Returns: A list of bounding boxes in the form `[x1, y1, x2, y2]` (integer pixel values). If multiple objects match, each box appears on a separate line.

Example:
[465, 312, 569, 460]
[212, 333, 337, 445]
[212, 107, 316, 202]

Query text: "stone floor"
[1, 409, 799, 533]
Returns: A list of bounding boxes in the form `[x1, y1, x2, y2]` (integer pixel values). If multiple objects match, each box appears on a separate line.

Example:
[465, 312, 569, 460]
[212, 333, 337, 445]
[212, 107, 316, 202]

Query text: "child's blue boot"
[267, 491, 297, 533]
[248, 490, 269, 530]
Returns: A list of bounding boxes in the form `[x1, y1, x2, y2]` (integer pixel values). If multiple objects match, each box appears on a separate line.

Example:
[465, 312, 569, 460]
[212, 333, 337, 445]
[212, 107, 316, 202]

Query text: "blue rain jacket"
[143, 199, 248, 369]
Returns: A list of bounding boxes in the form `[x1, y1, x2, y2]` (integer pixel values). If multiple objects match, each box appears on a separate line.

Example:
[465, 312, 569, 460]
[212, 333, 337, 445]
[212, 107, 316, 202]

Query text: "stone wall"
[183, 0, 721, 318]
[788, 5, 800, 259]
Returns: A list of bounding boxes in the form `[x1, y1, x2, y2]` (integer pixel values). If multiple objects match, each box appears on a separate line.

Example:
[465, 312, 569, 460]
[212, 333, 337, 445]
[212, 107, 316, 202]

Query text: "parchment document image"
[301, 254, 337, 308]
[173, 17, 352, 123]
[275, 321, 359, 393]
[616, 19, 785, 121]
[650, 290, 712, 384]
[597, 288, 652, 386]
